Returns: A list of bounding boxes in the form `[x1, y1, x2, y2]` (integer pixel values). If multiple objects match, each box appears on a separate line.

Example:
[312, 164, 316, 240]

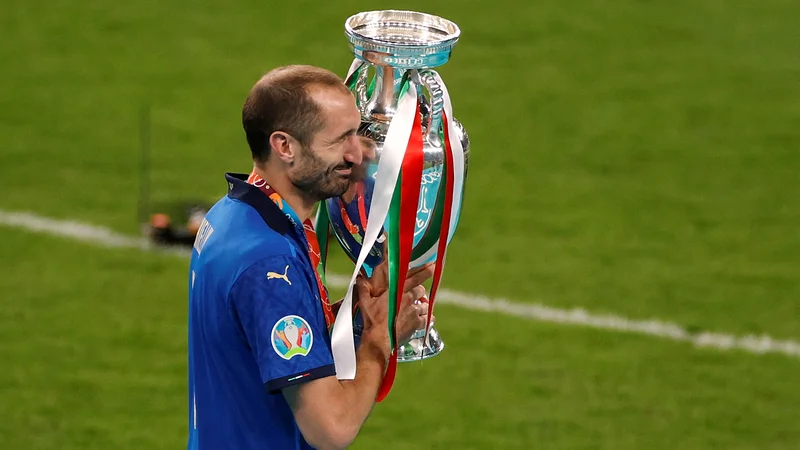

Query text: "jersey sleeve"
[230, 254, 335, 393]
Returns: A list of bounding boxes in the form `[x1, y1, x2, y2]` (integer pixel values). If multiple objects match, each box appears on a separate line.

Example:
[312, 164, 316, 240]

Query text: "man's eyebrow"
[333, 128, 357, 142]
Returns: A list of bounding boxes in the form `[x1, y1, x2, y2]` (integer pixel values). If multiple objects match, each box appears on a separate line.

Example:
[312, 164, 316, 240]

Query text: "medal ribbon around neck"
[247, 171, 335, 331]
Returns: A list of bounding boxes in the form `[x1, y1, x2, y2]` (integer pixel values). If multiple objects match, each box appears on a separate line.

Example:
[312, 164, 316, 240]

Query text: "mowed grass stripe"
[2, 209, 798, 360]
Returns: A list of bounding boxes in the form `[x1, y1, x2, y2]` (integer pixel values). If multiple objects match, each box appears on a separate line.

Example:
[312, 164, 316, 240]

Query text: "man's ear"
[268, 131, 297, 164]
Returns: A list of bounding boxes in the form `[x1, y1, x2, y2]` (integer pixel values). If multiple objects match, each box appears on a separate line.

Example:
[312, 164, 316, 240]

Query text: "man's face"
[288, 87, 364, 201]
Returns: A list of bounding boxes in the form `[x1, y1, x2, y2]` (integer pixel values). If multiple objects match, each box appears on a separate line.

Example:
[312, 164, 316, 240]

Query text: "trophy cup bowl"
[327, 10, 470, 362]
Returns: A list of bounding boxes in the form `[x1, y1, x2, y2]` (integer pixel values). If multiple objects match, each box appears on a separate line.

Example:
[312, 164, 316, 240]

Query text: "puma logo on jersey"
[267, 265, 292, 285]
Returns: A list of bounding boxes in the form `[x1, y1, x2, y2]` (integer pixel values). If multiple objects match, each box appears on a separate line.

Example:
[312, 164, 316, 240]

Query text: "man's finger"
[366, 270, 388, 298]
[404, 263, 435, 292]
[403, 286, 427, 306]
[411, 286, 427, 302]
[413, 309, 428, 329]
[355, 276, 371, 299]
[406, 262, 434, 279]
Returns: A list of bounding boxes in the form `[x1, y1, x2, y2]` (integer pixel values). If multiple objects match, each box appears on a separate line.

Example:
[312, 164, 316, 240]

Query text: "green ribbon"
[386, 172, 403, 350]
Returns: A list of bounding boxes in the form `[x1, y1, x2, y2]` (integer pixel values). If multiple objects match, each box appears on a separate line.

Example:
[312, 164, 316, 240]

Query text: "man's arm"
[281, 264, 435, 449]
[282, 328, 389, 450]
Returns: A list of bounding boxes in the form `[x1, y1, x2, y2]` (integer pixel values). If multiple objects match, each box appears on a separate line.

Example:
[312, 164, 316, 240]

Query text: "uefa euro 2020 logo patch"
[271, 315, 313, 360]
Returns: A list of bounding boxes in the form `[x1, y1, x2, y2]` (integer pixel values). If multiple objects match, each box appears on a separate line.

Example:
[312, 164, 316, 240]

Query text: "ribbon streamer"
[330, 71, 419, 380]
[376, 101, 424, 402]
[423, 73, 465, 343]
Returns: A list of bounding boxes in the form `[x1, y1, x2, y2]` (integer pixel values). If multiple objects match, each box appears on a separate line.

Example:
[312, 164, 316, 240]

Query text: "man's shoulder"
[191, 196, 298, 283]
[231, 252, 311, 295]
[205, 196, 293, 253]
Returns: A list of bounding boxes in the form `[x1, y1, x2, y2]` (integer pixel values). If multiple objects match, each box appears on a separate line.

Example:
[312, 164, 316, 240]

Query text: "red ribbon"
[376, 101, 425, 402]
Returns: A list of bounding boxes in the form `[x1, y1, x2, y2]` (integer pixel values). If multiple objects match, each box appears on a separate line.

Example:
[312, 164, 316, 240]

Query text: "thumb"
[355, 276, 371, 300]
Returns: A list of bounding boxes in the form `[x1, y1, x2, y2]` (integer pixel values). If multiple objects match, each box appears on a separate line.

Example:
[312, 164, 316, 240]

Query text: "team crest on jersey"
[271, 315, 313, 360]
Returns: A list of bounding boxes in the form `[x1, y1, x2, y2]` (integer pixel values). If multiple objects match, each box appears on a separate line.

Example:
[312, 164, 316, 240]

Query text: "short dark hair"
[242, 65, 350, 162]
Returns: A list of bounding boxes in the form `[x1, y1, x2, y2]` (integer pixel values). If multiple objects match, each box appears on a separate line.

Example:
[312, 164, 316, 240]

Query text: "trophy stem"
[365, 66, 400, 123]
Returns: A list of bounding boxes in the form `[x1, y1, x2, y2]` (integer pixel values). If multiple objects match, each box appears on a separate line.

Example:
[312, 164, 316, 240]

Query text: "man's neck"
[254, 165, 315, 222]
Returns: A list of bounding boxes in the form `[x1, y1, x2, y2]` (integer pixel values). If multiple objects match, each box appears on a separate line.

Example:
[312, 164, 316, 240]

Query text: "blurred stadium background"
[1, 0, 799, 448]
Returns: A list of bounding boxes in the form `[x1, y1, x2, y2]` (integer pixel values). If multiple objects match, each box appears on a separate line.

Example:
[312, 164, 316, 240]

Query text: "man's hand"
[363, 260, 436, 345]
[329, 263, 435, 321]
[285, 273, 393, 450]
[394, 288, 435, 345]
[364, 260, 436, 298]
[354, 274, 391, 359]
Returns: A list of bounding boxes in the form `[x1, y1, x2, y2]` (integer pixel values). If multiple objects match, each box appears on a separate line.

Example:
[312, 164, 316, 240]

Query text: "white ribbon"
[331, 72, 419, 380]
[437, 74, 465, 244]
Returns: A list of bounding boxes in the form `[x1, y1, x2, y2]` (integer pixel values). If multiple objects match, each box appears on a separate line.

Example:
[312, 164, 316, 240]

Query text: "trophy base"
[396, 323, 444, 362]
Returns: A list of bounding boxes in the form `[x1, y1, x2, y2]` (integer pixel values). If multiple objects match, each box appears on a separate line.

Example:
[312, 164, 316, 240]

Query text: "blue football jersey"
[187, 173, 334, 450]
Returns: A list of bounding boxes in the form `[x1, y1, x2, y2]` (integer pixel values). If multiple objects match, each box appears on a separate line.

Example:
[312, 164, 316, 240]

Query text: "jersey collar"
[225, 173, 291, 235]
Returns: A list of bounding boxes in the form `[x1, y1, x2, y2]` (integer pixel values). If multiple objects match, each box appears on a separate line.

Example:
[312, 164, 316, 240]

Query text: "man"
[187, 65, 433, 450]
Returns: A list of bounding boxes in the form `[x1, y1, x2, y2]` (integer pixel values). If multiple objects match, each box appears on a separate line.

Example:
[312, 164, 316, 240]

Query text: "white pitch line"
[1, 209, 799, 360]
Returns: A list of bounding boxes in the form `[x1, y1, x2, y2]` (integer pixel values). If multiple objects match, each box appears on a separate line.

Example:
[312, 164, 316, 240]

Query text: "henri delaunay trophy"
[316, 10, 471, 398]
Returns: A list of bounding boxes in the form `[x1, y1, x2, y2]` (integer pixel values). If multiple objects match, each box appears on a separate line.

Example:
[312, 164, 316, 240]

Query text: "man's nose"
[344, 135, 365, 165]
[357, 136, 377, 162]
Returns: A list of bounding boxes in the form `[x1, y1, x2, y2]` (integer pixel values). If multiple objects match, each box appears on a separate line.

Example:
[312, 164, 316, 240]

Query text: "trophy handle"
[345, 59, 371, 115]
[419, 70, 445, 147]
[354, 65, 370, 114]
